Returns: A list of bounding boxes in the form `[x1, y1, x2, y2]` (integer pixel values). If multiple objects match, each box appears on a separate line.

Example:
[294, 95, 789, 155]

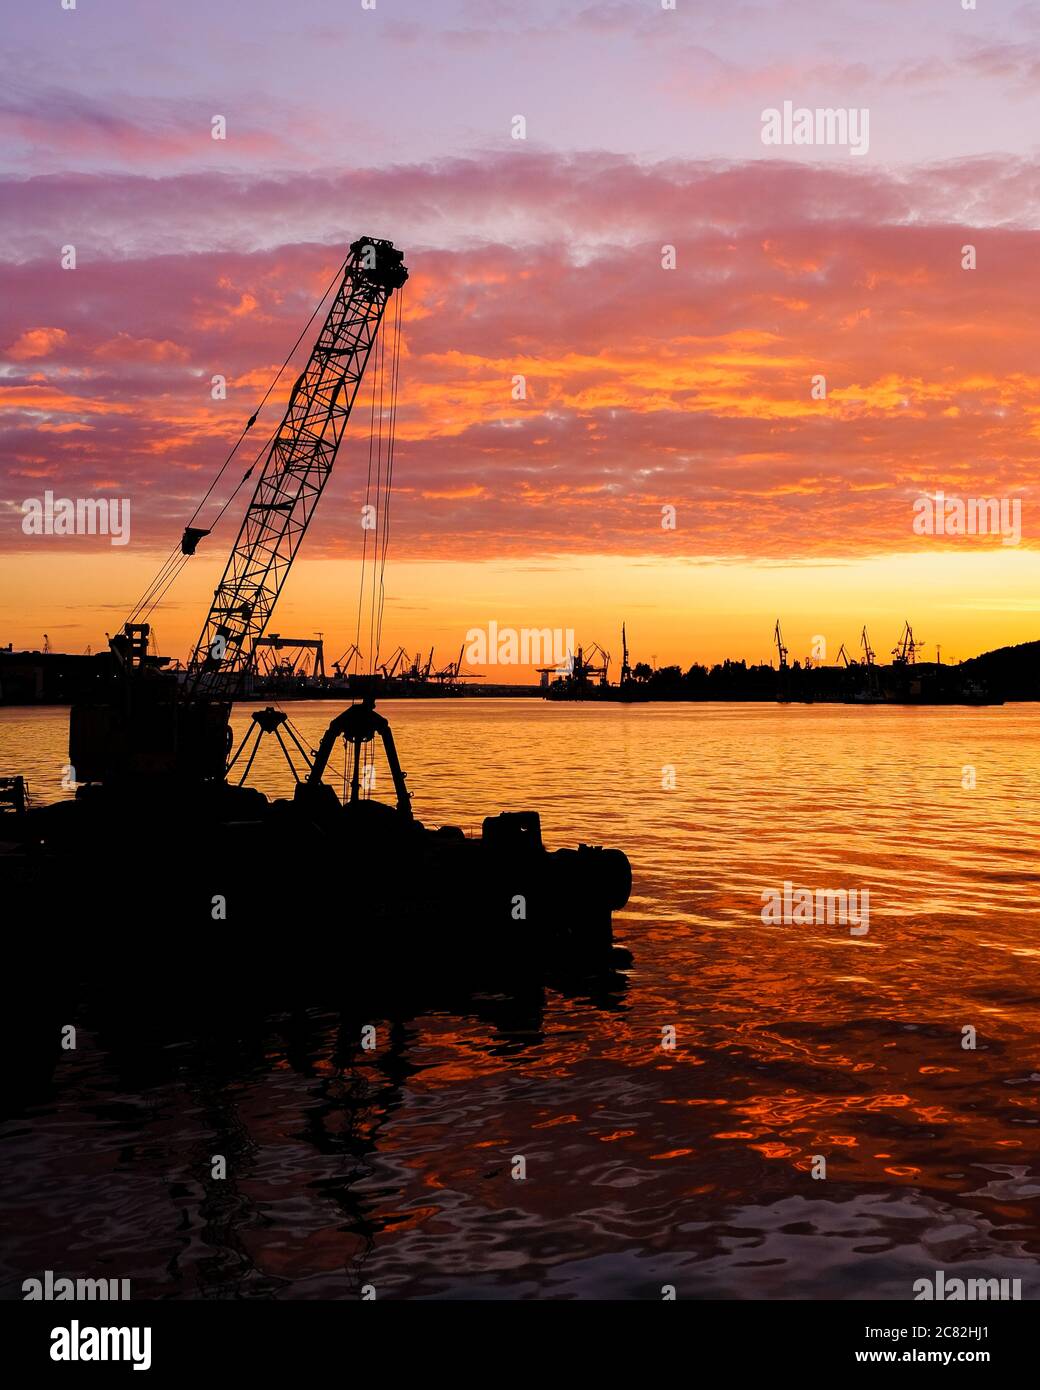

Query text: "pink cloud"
[1, 154, 1038, 565]
[4, 152, 1040, 267]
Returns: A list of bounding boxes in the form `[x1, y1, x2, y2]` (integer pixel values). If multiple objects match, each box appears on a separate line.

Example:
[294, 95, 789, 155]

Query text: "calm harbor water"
[2, 699, 1039, 1300]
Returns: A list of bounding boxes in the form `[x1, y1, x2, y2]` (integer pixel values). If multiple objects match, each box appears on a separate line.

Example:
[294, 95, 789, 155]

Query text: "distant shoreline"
[2, 639, 1036, 705]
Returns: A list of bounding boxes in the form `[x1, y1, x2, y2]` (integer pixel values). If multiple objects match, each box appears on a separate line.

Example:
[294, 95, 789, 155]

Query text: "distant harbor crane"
[403, 648, 435, 683]
[773, 620, 788, 668]
[537, 641, 610, 691]
[249, 633, 326, 682]
[892, 620, 924, 665]
[378, 647, 408, 680]
[332, 644, 362, 678]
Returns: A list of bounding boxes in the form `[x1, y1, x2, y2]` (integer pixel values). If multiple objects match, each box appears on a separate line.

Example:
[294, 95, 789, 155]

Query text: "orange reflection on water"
[4, 699, 1040, 1298]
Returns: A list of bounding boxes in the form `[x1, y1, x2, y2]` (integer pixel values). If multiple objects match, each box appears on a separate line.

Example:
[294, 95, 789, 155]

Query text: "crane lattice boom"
[188, 236, 407, 699]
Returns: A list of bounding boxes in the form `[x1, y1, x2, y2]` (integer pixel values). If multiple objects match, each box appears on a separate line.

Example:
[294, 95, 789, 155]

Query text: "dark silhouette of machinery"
[70, 237, 409, 783]
[13, 234, 630, 972]
[538, 641, 609, 693]
[892, 620, 925, 665]
[249, 633, 326, 690]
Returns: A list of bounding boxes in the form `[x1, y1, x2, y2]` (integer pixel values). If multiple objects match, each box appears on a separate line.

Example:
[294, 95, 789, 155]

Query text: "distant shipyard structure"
[0, 636, 534, 703]
[3, 622, 1035, 706]
[538, 622, 1034, 705]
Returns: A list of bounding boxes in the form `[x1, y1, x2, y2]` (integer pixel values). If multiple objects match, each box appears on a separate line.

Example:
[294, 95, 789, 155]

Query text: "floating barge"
[1, 237, 632, 1002]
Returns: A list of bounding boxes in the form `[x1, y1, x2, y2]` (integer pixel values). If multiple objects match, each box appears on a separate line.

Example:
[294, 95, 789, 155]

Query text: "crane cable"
[125, 251, 352, 628]
[352, 317, 381, 675]
[368, 308, 387, 673]
[135, 401, 289, 626]
[375, 291, 403, 666]
[351, 287, 402, 682]
[266, 294, 402, 807]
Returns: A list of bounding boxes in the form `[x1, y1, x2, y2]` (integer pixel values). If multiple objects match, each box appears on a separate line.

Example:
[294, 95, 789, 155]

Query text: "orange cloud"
[94, 334, 190, 363]
[6, 327, 68, 360]
[1, 155, 1038, 571]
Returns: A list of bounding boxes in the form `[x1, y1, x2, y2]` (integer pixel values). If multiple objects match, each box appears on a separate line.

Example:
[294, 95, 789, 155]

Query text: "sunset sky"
[3, 0, 1039, 676]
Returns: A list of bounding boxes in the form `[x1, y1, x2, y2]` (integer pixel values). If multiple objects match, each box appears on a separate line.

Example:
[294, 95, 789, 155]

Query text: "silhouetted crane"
[186, 237, 408, 701]
[892, 620, 924, 665]
[773, 620, 788, 668]
[536, 640, 609, 688]
[332, 644, 363, 678]
[378, 647, 408, 680]
[70, 237, 408, 784]
[250, 633, 325, 681]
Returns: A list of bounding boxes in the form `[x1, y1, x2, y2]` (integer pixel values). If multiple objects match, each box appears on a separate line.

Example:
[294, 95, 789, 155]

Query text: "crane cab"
[69, 623, 230, 785]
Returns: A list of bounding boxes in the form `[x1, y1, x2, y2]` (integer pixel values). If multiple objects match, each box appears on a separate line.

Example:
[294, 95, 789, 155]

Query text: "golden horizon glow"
[2, 547, 1036, 682]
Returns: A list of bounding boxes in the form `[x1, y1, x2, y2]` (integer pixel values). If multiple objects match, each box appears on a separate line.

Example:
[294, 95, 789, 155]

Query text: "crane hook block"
[181, 526, 211, 556]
